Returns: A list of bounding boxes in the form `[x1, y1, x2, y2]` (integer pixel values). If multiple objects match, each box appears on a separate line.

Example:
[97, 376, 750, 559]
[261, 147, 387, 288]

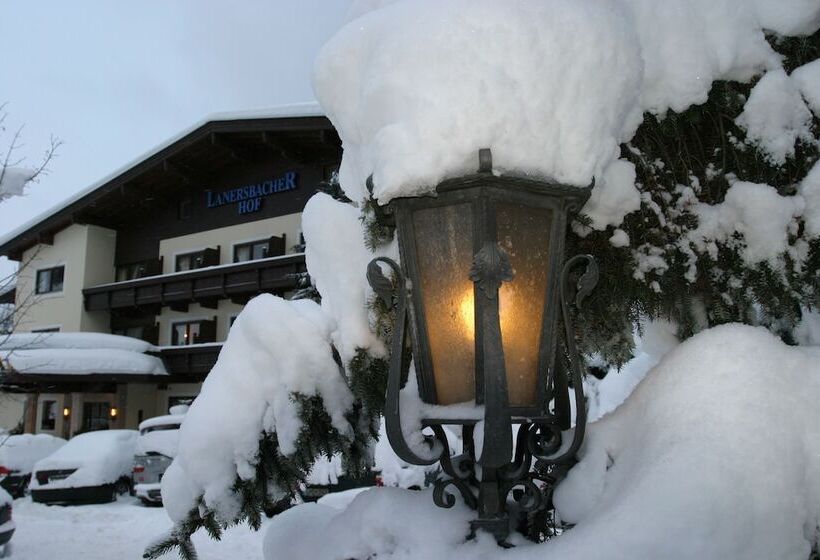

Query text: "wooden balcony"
[83, 253, 306, 312]
[158, 344, 222, 379]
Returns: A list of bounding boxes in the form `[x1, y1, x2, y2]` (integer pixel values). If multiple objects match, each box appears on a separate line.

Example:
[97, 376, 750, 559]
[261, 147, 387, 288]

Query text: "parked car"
[30, 430, 138, 505]
[301, 421, 460, 501]
[0, 487, 14, 557]
[0, 434, 66, 498]
[133, 405, 187, 505]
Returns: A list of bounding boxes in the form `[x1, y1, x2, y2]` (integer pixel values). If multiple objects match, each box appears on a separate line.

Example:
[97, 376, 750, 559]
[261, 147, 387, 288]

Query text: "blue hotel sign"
[205, 171, 298, 215]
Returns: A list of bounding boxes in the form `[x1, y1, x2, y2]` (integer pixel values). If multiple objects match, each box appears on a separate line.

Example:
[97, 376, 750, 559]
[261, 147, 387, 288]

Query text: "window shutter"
[203, 247, 220, 267]
[267, 234, 286, 257]
[143, 323, 160, 346]
[199, 318, 217, 343]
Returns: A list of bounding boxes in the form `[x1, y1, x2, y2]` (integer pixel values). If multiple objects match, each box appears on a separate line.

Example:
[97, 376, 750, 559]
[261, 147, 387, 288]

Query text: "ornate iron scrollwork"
[366, 252, 598, 543]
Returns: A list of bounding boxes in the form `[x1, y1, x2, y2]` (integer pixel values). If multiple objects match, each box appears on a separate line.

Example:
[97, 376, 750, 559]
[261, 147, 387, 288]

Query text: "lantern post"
[367, 149, 598, 541]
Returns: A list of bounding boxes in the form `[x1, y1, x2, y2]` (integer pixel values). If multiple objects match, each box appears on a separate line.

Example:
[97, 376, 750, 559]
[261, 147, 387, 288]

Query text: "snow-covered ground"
[9, 496, 266, 559]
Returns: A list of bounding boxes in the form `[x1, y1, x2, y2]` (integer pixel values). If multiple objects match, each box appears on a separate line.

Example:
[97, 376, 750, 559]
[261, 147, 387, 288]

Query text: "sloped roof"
[0, 102, 338, 260]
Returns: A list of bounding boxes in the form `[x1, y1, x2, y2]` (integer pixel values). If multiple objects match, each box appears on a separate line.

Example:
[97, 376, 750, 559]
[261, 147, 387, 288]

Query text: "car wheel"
[114, 479, 131, 496]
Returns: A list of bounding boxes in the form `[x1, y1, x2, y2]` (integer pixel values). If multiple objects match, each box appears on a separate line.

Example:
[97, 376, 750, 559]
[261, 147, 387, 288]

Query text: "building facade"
[0, 107, 341, 437]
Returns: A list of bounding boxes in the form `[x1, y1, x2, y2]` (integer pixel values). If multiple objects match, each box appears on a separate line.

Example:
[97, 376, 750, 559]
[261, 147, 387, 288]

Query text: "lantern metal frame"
[366, 149, 598, 542]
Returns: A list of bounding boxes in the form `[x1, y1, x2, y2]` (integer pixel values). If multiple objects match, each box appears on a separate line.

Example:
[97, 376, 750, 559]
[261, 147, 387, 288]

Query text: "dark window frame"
[233, 239, 269, 263]
[171, 320, 203, 346]
[174, 248, 219, 272]
[31, 327, 60, 334]
[35, 266, 65, 295]
[40, 400, 57, 430]
[82, 402, 111, 432]
[175, 250, 206, 272]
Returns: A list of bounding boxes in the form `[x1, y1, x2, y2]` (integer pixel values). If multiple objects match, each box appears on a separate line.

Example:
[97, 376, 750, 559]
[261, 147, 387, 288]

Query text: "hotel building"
[0, 106, 341, 438]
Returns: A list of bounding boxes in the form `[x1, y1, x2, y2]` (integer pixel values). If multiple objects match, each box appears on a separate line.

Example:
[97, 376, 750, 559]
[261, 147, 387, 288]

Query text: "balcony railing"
[157, 343, 222, 378]
[83, 253, 306, 312]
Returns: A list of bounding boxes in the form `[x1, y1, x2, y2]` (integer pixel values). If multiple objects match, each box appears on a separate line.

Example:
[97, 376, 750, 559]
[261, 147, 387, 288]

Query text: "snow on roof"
[0, 102, 325, 249]
[0, 332, 156, 352]
[1, 348, 167, 376]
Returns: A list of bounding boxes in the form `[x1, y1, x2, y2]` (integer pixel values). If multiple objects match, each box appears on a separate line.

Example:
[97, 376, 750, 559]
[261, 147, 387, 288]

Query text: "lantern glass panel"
[496, 202, 553, 407]
[412, 202, 476, 405]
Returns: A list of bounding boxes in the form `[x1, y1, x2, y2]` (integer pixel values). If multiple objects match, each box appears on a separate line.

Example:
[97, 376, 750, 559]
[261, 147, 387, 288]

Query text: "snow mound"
[264, 325, 820, 560]
[552, 324, 820, 559]
[314, 0, 819, 216]
[136, 412, 185, 458]
[1, 348, 167, 375]
[31, 430, 138, 489]
[0, 434, 66, 474]
[162, 294, 354, 523]
[0, 332, 155, 352]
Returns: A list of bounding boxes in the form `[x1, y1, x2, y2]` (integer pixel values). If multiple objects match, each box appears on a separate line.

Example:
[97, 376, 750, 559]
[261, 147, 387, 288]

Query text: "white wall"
[14, 224, 115, 333]
[0, 394, 26, 431]
[159, 212, 302, 271]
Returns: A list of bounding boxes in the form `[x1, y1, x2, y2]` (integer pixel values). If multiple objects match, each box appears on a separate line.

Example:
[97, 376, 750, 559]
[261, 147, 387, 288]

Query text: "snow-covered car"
[0, 487, 14, 556]
[30, 430, 138, 505]
[132, 406, 187, 505]
[0, 434, 66, 498]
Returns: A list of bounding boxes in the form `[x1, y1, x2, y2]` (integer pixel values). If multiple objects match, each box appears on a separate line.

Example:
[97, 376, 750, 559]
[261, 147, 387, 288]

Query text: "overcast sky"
[0, 0, 352, 277]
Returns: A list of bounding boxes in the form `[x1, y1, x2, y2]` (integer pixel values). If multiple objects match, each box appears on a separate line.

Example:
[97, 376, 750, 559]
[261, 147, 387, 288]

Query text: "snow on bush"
[314, 0, 820, 227]
[162, 294, 354, 523]
[30, 430, 138, 489]
[735, 69, 815, 165]
[303, 192, 389, 362]
[264, 325, 820, 560]
[793, 59, 820, 115]
[686, 179, 806, 266]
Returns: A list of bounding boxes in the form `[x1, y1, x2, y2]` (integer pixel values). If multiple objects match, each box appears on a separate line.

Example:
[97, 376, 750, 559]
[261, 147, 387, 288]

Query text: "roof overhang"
[0, 104, 340, 260]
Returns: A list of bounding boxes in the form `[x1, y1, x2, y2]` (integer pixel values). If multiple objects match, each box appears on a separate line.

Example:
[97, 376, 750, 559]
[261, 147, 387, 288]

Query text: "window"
[112, 326, 144, 339]
[40, 400, 57, 430]
[35, 266, 64, 294]
[172, 321, 202, 346]
[175, 248, 219, 272]
[175, 251, 206, 272]
[82, 402, 111, 431]
[233, 240, 269, 263]
[116, 262, 148, 282]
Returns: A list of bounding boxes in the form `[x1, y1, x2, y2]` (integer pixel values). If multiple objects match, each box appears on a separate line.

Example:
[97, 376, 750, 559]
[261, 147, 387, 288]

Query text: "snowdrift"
[264, 325, 820, 559]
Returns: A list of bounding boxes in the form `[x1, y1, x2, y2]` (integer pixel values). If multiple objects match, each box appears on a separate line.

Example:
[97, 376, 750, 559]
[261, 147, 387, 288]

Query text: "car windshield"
[139, 423, 180, 436]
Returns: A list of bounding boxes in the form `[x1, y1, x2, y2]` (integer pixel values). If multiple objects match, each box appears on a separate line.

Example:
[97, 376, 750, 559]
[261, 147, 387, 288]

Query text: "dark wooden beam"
[162, 160, 194, 185]
[210, 132, 257, 163]
[38, 231, 54, 245]
[197, 298, 218, 310]
[261, 131, 311, 164]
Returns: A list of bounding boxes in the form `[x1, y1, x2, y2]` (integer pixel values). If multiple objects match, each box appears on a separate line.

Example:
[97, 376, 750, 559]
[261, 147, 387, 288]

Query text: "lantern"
[367, 149, 598, 541]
